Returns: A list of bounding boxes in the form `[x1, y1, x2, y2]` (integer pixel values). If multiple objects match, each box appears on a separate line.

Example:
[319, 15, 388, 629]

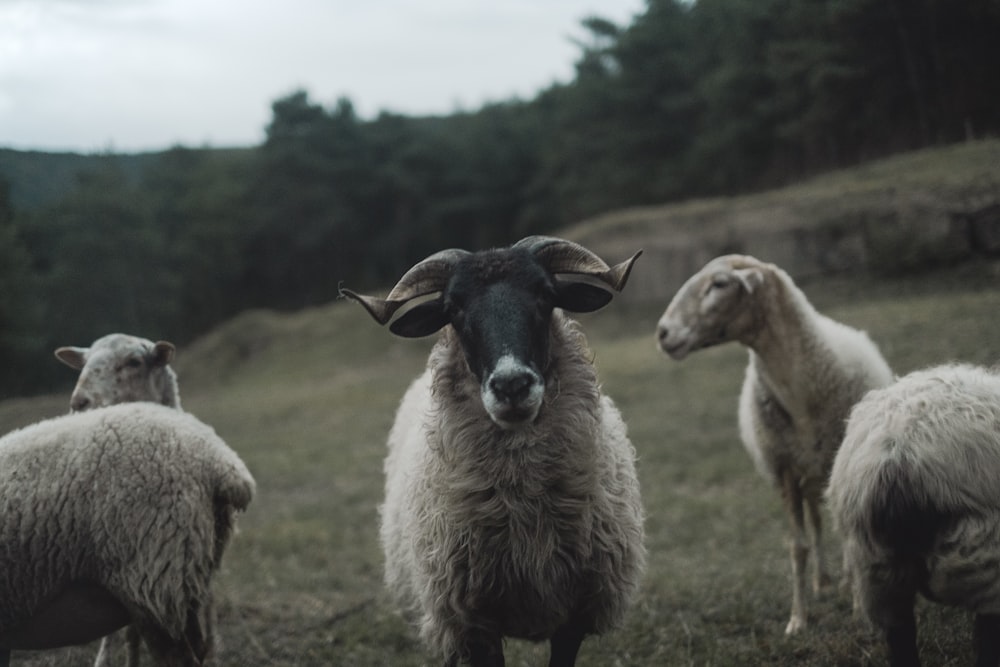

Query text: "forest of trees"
[2, 0, 999, 397]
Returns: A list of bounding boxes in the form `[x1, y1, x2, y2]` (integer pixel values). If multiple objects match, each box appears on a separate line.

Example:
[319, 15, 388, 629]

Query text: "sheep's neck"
[742, 277, 826, 418]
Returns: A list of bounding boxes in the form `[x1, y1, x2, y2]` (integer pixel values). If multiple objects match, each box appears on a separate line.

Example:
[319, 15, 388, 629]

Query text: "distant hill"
[562, 139, 1000, 303]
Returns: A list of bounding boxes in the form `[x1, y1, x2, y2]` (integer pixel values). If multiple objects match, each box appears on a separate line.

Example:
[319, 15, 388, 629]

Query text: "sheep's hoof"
[785, 615, 806, 635]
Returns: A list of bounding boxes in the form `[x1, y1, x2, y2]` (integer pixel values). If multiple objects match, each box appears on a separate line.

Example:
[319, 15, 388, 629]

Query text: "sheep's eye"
[124, 357, 143, 369]
[711, 276, 730, 290]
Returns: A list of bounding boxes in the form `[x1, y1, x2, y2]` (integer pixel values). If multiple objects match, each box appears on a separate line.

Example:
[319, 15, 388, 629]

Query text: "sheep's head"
[343, 236, 641, 429]
[656, 254, 766, 360]
[55, 333, 180, 412]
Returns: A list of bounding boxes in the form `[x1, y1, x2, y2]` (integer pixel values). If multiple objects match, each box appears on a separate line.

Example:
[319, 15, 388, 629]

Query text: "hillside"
[563, 139, 1000, 303]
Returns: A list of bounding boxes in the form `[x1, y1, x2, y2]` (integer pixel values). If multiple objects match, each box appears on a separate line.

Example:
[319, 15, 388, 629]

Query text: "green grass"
[4, 261, 1000, 666]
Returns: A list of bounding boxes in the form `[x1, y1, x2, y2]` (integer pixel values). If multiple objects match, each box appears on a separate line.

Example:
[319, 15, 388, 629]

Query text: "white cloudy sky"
[0, 0, 644, 153]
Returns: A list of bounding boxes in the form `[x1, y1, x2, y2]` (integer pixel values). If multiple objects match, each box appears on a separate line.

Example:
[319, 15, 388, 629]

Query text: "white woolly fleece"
[0, 403, 254, 645]
[380, 312, 645, 661]
[829, 363, 1000, 621]
[658, 254, 894, 635]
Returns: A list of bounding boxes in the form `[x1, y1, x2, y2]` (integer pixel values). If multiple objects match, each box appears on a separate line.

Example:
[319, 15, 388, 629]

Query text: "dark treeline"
[2, 0, 999, 397]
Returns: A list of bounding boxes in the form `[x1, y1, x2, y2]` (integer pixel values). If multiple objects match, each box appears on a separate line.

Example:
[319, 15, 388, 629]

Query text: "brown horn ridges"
[340, 248, 470, 325]
[514, 236, 611, 275]
[384, 249, 469, 302]
[603, 249, 643, 291]
[338, 288, 406, 325]
[514, 236, 642, 292]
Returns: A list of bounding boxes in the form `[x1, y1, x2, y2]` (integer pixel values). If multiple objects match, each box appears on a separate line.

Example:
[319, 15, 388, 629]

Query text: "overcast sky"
[0, 0, 644, 153]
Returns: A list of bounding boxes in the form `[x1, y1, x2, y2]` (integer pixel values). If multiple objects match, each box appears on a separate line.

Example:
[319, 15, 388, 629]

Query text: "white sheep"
[56, 333, 181, 412]
[0, 402, 254, 667]
[56, 333, 184, 667]
[342, 236, 646, 667]
[655, 254, 893, 635]
[827, 363, 1000, 667]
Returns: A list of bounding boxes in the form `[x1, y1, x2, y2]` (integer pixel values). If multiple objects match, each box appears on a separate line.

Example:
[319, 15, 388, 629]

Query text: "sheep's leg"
[883, 606, 920, 667]
[182, 604, 211, 666]
[781, 470, 809, 635]
[134, 605, 209, 667]
[126, 624, 142, 667]
[450, 635, 504, 667]
[804, 489, 832, 594]
[839, 536, 854, 596]
[973, 613, 1000, 667]
[95, 627, 140, 667]
[839, 536, 864, 619]
[549, 621, 586, 667]
[94, 635, 112, 667]
[133, 623, 194, 667]
[860, 566, 919, 667]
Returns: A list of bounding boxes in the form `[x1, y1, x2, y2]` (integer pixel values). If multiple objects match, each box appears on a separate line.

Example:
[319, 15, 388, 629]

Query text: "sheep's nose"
[657, 324, 669, 343]
[489, 372, 534, 403]
[70, 395, 91, 412]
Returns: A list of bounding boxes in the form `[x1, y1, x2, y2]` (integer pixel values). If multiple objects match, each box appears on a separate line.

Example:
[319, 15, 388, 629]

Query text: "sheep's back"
[829, 364, 1000, 612]
[831, 365, 1000, 532]
[0, 403, 254, 636]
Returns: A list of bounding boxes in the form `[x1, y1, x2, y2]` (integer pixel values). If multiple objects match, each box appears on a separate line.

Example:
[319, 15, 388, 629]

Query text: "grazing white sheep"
[56, 333, 180, 412]
[0, 402, 254, 667]
[56, 333, 184, 667]
[655, 254, 893, 635]
[828, 363, 1000, 667]
[342, 236, 646, 667]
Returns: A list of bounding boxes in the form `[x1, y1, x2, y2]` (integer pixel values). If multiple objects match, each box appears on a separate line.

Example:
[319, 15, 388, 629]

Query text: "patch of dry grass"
[567, 139, 1000, 243]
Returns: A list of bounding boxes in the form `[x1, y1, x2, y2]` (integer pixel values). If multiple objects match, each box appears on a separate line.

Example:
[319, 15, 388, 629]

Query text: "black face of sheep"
[342, 236, 641, 429]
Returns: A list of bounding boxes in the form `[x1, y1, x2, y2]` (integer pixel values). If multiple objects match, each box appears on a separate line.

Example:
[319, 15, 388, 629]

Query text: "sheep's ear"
[733, 268, 764, 293]
[150, 341, 175, 367]
[389, 300, 450, 338]
[554, 280, 614, 313]
[54, 346, 87, 370]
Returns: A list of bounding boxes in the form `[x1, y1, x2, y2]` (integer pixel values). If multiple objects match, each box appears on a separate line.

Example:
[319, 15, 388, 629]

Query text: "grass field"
[3, 259, 1000, 666]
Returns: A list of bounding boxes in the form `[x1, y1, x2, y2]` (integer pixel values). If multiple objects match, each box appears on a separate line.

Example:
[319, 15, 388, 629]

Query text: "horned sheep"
[342, 236, 646, 667]
[56, 333, 185, 667]
[827, 363, 1000, 667]
[655, 254, 893, 634]
[0, 402, 254, 667]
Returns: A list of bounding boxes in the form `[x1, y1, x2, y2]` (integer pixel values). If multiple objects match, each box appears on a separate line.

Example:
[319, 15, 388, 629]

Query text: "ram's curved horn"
[514, 235, 642, 292]
[340, 248, 471, 325]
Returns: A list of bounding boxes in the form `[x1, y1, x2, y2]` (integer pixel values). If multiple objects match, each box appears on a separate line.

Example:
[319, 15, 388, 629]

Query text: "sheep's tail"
[211, 463, 256, 567]
[216, 467, 255, 512]
[862, 455, 956, 560]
